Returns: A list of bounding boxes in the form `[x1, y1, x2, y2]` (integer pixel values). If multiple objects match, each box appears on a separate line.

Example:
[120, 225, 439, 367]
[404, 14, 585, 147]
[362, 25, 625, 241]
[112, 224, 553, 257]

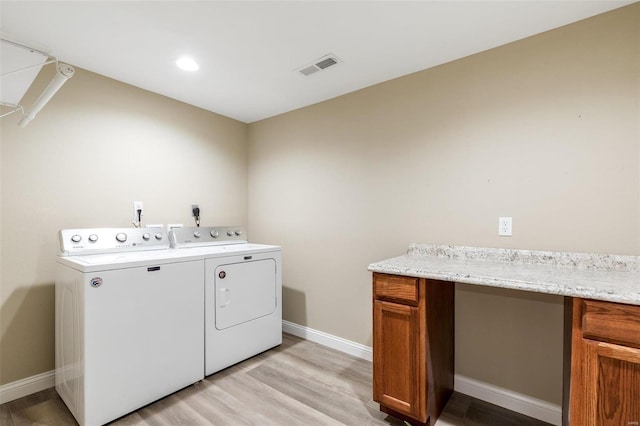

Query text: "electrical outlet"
[133, 201, 143, 223]
[191, 204, 201, 226]
[499, 217, 512, 236]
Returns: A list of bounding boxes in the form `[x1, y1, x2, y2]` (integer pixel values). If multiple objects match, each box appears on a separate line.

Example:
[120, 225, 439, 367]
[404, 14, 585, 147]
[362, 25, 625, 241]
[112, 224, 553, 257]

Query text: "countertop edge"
[368, 247, 640, 306]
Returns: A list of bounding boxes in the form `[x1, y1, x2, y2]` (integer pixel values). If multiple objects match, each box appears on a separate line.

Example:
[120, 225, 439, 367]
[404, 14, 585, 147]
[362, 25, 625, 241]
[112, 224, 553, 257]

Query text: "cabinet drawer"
[374, 273, 419, 305]
[582, 299, 640, 349]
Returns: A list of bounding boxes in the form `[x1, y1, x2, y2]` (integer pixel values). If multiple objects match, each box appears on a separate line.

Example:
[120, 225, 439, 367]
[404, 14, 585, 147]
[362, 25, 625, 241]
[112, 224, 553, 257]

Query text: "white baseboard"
[282, 320, 562, 426]
[282, 320, 373, 362]
[454, 375, 562, 425]
[0, 370, 55, 405]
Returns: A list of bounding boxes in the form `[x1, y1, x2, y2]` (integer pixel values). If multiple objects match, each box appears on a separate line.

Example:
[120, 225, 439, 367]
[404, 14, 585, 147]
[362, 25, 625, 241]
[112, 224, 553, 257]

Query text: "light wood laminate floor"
[2, 334, 551, 426]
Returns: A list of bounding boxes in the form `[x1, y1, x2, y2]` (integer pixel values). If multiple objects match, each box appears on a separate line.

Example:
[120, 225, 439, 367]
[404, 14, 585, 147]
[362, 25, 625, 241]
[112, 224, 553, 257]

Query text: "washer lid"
[56, 248, 204, 272]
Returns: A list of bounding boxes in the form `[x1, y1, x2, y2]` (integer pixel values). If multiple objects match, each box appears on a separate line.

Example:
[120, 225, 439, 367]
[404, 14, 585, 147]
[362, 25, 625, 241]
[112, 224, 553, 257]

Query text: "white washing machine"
[170, 226, 282, 376]
[55, 228, 205, 426]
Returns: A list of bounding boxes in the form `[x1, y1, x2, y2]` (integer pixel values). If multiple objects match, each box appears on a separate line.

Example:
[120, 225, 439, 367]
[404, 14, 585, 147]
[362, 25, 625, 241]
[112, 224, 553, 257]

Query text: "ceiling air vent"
[315, 57, 337, 69]
[296, 53, 341, 77]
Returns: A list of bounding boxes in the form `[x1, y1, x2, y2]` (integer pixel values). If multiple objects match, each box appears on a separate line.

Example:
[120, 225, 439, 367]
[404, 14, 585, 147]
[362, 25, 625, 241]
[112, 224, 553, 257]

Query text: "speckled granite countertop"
[368, 244, 640, 306]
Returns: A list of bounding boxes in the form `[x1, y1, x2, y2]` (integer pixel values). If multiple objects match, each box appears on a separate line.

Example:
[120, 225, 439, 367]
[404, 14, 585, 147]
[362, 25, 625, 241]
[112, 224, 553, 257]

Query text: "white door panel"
[214, 259, 276, 330]
[83, 260, 204, 425]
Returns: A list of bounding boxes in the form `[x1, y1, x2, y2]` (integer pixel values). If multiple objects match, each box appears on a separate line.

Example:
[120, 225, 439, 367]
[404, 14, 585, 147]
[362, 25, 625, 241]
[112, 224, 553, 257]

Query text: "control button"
[71, 234, 82, 243]
[227, 230, 234, 236]
[210, 230, 219, 238]
[234, 230, 242, 236]
[142, 233, 151, 241]
[154, 233, 163, 240]
[88, 234, 98, 243]
[194, 231, 201, 238]
[115, 233, 127, 243]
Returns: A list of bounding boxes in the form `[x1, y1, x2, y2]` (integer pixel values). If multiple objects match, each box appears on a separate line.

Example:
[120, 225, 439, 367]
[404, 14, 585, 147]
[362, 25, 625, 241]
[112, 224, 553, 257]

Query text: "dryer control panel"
[170, 226, 247, 248]
[59, 227, 169, 256]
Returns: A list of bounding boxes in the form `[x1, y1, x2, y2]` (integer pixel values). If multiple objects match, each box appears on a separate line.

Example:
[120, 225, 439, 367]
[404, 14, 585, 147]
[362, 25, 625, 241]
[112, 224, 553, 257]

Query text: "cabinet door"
[582, 340, 640, 425]
[373, 300, 425, 422]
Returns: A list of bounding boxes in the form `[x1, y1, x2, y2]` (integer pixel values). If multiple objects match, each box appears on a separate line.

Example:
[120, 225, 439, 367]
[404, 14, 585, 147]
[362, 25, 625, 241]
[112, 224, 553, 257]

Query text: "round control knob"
[142, 233, 151, 241]
[115, 233, 127, 243]
[234, 230, 242, 236]
[154, 233, 163, 240]
[194, 231, 201, 238]
[227, 230, 234, 237]
[71, 234, 82, 243]
[88, 234, 98, 243]
[210, 230, 219, 238]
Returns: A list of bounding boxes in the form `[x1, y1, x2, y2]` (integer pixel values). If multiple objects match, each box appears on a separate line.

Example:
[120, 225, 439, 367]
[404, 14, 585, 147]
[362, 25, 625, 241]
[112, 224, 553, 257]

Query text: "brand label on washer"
[90, 277, 103, 288]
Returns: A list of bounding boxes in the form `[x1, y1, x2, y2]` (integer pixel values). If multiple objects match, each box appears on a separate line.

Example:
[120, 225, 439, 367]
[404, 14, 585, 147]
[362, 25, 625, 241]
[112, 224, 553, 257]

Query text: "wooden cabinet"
[566, 298, 640, 426]
[371, 265, 640, 425]
[372, 273, 454, 425]
[373, 300, 423, 418]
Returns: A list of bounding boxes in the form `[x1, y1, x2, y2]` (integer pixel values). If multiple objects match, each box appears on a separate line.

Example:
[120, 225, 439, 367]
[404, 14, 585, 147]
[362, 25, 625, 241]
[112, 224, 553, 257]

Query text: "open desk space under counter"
[368, 244, 640, 426]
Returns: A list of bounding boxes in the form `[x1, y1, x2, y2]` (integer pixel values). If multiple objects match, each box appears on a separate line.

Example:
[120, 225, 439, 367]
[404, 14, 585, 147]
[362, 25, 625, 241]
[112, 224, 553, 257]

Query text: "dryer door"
[214, 258, 276, 330]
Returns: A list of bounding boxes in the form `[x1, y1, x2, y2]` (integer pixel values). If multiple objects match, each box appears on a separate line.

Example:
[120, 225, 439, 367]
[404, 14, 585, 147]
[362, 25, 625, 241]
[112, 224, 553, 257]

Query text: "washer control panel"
[169, 226, 247, 248]
[59, 227, 169, 256]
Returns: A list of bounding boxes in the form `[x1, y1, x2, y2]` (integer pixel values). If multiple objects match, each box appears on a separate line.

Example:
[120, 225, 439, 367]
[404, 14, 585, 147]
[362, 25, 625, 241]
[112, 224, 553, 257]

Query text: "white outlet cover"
[133, 201, 143, 222]
[499, 217, 512, 236]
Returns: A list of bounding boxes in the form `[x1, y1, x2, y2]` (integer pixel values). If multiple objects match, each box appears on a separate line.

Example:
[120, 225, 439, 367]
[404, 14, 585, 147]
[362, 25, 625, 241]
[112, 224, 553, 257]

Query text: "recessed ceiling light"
[176, 57, 199, 71]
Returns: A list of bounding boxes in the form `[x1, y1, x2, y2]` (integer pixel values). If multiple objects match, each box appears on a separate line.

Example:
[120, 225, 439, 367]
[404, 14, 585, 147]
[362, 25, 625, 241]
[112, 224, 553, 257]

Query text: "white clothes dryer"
[55, 228, 205, 426]
[170, 226, 282, 376]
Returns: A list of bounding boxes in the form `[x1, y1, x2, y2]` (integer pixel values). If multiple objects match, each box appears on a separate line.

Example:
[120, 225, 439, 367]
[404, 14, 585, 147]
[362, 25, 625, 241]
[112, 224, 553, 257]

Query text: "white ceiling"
[1, 1, 635, 123]
[0, 39, 48, 105]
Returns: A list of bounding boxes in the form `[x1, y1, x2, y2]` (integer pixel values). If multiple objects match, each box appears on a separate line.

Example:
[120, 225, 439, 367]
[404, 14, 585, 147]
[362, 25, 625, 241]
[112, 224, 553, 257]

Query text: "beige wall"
[248, 4, 639, 405]
[0, 67, 248, 385]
